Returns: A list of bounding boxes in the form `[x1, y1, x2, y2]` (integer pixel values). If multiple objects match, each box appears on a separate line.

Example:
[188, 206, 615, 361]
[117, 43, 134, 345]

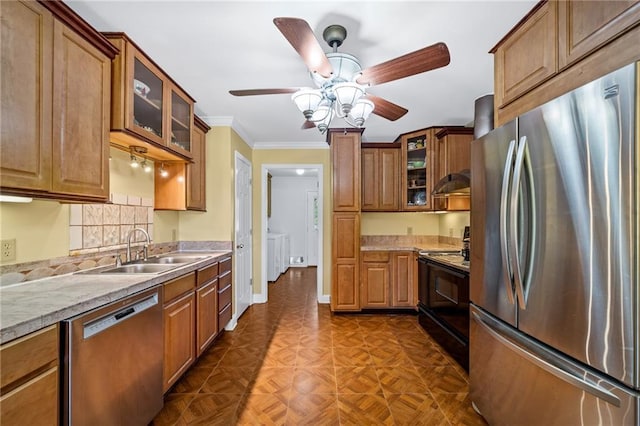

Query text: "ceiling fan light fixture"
[349, 98, 375, 127]
[316, 105, 334, 133]
[291, 88, 323, 119]
[333, 82, 365, 115]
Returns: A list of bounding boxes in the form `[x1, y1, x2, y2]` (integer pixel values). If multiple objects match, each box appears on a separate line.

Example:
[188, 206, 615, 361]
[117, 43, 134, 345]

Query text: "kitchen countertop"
[361, 244, 461, 252]
[420, 253, 470, 273]
[0, 250, 231, 344]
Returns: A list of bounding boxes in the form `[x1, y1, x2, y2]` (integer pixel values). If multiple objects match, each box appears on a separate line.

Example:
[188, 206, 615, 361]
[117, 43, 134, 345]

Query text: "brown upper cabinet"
[558, 1, 640, 69]
[434, 127, 473, 211]
[398, 127, 441, 211]
[105, 33, 195, 162]
[154, 115, 209, 211]
[187, 116, 211, 211]
[361, 144, 400, 212]
[492, 0, 640, 126]
[331, 130, 362, 212]
[492, 1, 558, 109]
[0, 1, 117, 202]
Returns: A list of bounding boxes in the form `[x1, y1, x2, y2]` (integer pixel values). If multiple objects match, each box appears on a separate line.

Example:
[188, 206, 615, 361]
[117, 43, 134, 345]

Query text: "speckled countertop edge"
[0, 250, 231, 344]
[360, 244, 461, 252]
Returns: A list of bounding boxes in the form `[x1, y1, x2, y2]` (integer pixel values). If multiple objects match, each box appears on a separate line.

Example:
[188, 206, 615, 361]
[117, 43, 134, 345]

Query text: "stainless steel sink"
[77, 263, 179, 275]
[131, 255, 208, 264]
[76, 254, 210, 275]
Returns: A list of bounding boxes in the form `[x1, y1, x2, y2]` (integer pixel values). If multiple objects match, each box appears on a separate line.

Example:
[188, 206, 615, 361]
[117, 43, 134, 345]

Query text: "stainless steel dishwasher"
[62, 286, 163, 425]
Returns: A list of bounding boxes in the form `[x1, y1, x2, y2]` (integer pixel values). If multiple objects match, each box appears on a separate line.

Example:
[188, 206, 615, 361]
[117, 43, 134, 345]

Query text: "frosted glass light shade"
[291, 88, 323, 119]
[349, 99, 375, 127]
[333, 82, 364, 115]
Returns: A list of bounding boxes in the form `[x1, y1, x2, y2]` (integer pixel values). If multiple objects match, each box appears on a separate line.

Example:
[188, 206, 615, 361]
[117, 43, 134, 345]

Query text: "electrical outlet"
[407, 226, 413, 235]
[1, 239, 16, 262]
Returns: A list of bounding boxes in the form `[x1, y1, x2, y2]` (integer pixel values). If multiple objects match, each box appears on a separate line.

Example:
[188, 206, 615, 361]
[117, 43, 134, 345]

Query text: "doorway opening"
[260, 164, 324, 304]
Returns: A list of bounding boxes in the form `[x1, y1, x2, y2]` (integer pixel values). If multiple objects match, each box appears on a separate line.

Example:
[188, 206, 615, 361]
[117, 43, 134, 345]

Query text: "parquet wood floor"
[151, 267, 488, 425]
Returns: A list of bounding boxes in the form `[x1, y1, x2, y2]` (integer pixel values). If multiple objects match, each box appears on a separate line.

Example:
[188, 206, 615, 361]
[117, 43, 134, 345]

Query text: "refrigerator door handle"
[471, 309, 621, 407]
[500, 139, 517, 305]
[510, 136, 528, 310]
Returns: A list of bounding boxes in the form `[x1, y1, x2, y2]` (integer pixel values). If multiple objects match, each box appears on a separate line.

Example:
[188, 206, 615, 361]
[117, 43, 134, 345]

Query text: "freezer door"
[515, 63, 637, 388]
[470, 120, 518, 326]
[470, 305, 639, 426]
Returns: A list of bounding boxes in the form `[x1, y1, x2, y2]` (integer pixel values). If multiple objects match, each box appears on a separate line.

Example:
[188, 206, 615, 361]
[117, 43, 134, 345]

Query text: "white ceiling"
[67, 1, 536, 147]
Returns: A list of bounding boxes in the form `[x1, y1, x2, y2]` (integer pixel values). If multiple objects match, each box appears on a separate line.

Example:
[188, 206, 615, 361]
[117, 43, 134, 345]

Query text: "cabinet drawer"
[218, 283, 232, 312]
[163, 272, 196, 303]
[218, 303, 232, 330]
[197, 262, 219, 287]
[219, 256, 232, 274]
[0, 366, 58, 426]
[1, 325, 58, 391]
[362, 251, 390, 263]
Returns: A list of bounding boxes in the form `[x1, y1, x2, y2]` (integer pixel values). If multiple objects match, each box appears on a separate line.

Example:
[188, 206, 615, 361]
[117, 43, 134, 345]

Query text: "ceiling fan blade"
[357, 42, 450, 86]
[229, 88, 300, 96]
[273, 17, 333, 78]
[301, 120, 316, 129]
[366, 94, 408, 121]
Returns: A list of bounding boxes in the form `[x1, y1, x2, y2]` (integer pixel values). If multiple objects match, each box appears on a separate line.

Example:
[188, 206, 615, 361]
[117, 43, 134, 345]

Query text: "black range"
[417, 251, 470, 371]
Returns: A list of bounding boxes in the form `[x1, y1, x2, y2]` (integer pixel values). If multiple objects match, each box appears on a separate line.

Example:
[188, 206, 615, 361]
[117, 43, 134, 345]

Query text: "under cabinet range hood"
[431, 169, 470, 197]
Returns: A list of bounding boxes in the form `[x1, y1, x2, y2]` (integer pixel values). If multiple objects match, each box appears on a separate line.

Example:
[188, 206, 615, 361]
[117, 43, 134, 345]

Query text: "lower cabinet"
[163, 256, 233, 392]
[391, 251, 417, 307]
[162, 273, 196, 393]
[218, 256, 233, 330]
[0, 325, 59, 426]
[361, 251, 391, 308]
[196, 262, 219, 358]
[361, 250, 417, 309]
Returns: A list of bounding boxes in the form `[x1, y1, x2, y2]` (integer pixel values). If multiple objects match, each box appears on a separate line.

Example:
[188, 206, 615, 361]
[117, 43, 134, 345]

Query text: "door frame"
[232, 151, 253, 330]
[259, 164, 324, 304]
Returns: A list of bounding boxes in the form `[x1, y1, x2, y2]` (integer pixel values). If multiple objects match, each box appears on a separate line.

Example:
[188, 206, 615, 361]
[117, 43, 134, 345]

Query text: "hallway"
[152, 267, 486, 425]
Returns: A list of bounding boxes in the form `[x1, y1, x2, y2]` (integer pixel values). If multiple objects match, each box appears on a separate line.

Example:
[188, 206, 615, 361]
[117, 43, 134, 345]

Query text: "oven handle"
[428, 261, 467, 279]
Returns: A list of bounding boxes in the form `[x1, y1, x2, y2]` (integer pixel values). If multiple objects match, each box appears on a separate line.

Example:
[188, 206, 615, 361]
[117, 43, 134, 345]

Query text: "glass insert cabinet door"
[406, 134, 429, 209]
[170, 90, 191, 153]
[133, 58, 163, 140]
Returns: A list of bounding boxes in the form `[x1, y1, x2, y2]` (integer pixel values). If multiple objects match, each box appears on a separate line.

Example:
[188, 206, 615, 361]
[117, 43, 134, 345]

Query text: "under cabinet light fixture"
[159, 163, 169, 178]
[141, 159, 152, 173]
[129, 146, 150, 171]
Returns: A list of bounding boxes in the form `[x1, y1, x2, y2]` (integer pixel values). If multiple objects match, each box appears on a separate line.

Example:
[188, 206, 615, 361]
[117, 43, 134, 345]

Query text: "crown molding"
[200, 116, 254, 148]
[199, 116, 329, 150]
[253, 141, 329, 150]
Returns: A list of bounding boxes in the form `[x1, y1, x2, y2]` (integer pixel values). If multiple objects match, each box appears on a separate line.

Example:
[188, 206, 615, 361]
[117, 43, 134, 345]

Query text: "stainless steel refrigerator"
[470, 62, 639, 425]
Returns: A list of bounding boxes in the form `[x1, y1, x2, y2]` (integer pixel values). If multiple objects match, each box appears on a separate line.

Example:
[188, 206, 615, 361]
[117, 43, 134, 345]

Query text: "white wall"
[269, 175, 318, 265]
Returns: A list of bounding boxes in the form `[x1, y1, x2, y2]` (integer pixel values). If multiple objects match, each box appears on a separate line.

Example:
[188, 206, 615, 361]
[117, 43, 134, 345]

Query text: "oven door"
[425, 260, 469, 338]
[418, 257, 470, 370]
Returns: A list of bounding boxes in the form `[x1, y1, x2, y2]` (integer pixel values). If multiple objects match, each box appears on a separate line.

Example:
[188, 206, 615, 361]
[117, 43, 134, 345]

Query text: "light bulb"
[130, 155, 139, 168]
[141, 159, 152, 173]
[159, 164, 169, 178]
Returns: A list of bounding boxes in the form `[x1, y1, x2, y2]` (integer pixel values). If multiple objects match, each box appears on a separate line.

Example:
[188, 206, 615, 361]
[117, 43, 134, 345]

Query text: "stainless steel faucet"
[126, 227, 150, 263]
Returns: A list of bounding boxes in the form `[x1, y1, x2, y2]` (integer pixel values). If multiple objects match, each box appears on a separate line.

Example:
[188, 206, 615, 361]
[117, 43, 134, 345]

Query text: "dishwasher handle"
[83, 293, 159, 339]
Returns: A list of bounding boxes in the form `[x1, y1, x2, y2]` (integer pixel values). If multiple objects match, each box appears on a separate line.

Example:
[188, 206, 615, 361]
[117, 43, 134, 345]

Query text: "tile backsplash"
[69, 194, 154, 255]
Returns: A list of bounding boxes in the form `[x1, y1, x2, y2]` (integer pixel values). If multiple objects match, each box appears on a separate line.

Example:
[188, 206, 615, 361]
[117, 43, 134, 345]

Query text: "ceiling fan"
[229, 17, 450, 133]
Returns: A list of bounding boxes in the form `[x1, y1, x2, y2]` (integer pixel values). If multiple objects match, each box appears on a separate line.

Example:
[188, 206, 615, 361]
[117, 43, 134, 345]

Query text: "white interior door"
[306, 191, 318, 266]
[234, 153, 252, 318]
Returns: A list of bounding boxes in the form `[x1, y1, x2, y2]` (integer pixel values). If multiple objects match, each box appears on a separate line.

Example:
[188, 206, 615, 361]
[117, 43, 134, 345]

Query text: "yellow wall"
[361, 212, 440, 235]
[178, 127, 252, 243]
[439, 211, 471, 238]
[0, 200, 68, 264]
[0, 147, 161, 264]
[251, 148, 332, 296]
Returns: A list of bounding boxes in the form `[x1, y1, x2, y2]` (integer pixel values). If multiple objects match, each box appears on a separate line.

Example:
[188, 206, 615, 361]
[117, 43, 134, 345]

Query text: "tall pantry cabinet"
[330, 129, 362, 311]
